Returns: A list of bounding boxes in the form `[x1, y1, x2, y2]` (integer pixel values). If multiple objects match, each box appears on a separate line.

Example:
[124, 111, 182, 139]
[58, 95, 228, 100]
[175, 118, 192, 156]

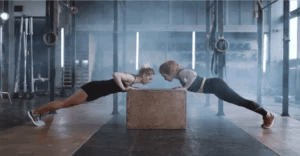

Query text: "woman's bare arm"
[113, 72, 135, 91]
[113, 72, 127, 91]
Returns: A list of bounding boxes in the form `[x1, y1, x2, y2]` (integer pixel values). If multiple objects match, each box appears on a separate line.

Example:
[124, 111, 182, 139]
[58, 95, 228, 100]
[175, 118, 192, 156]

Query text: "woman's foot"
[261, 112, 275, 129]
[28, 110, 45, 127]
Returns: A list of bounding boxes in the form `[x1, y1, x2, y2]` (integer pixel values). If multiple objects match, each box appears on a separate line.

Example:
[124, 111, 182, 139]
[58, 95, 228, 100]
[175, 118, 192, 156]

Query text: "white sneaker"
[28, 110, 45, 127]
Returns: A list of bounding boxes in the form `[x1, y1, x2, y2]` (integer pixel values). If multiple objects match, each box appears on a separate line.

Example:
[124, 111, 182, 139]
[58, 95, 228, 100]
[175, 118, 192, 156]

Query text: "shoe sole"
[27, 111, 44, 127]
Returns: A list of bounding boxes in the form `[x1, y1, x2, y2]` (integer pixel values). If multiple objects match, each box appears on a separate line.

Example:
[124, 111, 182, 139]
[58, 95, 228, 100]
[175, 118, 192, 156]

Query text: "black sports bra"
[177, 69, 204, 92]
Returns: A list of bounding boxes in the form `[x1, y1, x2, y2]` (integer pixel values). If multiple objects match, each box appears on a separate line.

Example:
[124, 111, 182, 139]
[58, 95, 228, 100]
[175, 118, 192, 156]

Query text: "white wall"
[14, 1, 45, 17]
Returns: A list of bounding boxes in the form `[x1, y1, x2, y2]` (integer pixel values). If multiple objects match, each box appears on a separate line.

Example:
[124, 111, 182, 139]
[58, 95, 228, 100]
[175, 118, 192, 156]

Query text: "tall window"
[136, 32, 139, 70]
[61, 28, 64, 68]
[263, 34, 268, 73]
[290, 0, 298, 59]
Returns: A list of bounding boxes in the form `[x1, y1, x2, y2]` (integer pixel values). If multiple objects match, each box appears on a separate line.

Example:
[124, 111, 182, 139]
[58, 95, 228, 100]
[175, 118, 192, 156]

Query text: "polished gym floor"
[1, 92, 300, 156]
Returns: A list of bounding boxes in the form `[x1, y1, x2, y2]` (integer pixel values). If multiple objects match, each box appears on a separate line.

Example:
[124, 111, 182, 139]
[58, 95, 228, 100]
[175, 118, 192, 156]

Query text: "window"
[226, 0, 269, 25]
[263, 34, 268, 73]
[289, 0, 298, 59]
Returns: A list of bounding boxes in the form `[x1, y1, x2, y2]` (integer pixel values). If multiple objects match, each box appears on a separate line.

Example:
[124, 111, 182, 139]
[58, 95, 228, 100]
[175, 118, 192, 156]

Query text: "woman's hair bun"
[141, 62, 151, 69]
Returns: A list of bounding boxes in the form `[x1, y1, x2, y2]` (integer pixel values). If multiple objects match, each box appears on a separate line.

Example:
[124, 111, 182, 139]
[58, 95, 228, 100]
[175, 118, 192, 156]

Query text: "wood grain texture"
[126, 89, 186, 129]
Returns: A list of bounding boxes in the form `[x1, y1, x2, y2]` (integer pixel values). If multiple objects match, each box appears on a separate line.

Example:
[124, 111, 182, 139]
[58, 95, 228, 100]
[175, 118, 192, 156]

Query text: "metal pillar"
[0, 0, 16, 100]
[122, 1, 126, 72]
[29, 17, 34, 98]
[14, 17, 23, 98]
[48, 48, 50, 93]
[205, 0, 211, 107]
[121, 1, 127, 105]
[23, 18, 28, 97]
[217, 0, 225, 116]
[0, 26, 3, 96]
[169, 1, 172, 25]
[267, 1, 272, 69]
[282, 0, 290, 116]
[257, 1, 263, 106]
[46, 1, 57, 114]
[7, 0, 14, 101]
[165, 32, 169, 88]
[298, 2, 300, 59]
[166, 0, 172, 85]
[0, 25, 12, 104]
[60, 67, 64, 97]
[112, 0, 119, 115]
[165, 32, 169, 61]
[71, 0, 76, 93]
[48, 1, 55, 102]
[99, 45, 103, 79]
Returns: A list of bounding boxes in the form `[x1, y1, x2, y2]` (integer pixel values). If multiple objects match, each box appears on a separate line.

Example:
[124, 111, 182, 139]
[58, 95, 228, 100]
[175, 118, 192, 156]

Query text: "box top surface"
[127, 89, 186, 92]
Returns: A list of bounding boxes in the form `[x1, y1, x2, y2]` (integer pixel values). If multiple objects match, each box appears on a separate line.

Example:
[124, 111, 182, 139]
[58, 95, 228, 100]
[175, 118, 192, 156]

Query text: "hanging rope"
[209, 4, 219, 76]
[43, 1, 58, 46]
[209, 2, 229, 76]
[54, 1, 61, 29]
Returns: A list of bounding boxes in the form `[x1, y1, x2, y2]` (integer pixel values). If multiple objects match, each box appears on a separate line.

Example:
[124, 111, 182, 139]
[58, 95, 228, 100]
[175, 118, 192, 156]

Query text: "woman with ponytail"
[28, 63, 155, 126]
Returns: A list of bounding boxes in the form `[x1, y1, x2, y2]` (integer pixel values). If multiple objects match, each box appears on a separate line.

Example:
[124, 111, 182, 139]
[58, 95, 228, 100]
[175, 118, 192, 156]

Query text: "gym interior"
[1, 0, 300, 155]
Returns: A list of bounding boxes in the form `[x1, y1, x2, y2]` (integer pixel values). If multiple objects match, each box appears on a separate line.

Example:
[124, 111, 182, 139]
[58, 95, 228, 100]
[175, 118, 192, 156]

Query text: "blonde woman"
[28, 64, 155, 126]
[159, 60, 275, 129]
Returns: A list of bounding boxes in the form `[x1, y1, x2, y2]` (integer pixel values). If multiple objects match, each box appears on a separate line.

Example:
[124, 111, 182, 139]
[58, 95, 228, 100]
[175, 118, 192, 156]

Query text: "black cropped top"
[177, 69, 204, 92]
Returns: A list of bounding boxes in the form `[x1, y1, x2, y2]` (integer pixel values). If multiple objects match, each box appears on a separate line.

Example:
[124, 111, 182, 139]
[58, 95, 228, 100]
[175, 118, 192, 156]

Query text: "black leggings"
[203, 78, 267, 118]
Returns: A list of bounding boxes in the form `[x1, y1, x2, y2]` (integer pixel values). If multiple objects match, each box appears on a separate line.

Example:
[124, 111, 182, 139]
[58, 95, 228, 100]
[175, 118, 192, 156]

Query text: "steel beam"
[257, 2, 263, 106]
[121, 1, 127, 106]
[205, 0, 211, 107]
[289, 7, 300, 19]
[122, 1, 127, 72]
[112, 0, 119, 115]
[282, 0, 290, 116]
[267, 1, 272, 68]
[76, 25, 269, 33]
[8, 1, 15, 96]
[46, 1, 56, 114]
[217, 0, 225, 116]
[71, 0, 76, 93]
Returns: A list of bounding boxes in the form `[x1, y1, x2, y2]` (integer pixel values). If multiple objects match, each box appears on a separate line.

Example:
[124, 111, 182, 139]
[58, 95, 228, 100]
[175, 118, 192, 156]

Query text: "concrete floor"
[0, 93, 300, 156]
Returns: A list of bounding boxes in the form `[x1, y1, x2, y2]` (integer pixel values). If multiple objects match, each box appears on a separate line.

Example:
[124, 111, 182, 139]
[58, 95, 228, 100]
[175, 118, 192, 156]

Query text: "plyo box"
[126, 89, 186, 129]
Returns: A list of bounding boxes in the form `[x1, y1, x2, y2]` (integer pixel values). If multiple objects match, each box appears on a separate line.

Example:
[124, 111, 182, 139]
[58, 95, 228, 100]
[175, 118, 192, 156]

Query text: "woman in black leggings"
[28, 64, 155, 127]
[159, 60, 275, 129]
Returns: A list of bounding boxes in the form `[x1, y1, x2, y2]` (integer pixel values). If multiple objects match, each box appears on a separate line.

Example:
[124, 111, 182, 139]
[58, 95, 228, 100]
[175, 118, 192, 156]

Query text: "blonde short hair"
[159, 60, 181, 75]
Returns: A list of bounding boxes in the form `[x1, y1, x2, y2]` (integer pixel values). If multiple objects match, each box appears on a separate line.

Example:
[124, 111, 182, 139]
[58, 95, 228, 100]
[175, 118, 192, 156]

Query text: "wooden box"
[126, 89, 186, 129]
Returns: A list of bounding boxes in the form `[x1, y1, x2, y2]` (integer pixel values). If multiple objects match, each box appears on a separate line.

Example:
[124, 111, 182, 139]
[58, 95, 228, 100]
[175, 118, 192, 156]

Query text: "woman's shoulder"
[114, 71, 129, 74]
[179, 68, 196, 73]
[178, 69, 197, 77]
[114, 72, 136, 79]
[122, 72, 136, 77]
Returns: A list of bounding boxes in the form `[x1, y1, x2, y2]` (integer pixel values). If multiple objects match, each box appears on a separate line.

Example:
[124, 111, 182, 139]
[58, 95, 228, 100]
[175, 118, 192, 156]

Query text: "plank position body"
[28, 64, 155, 126]
[159, 60, 275, 129]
